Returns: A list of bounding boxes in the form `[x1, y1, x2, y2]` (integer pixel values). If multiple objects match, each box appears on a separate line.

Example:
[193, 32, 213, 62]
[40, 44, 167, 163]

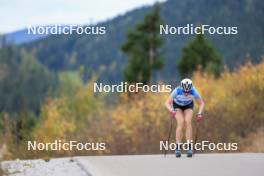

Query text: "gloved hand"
[196, 113, 203, 122]
[170, 109, 176, 118]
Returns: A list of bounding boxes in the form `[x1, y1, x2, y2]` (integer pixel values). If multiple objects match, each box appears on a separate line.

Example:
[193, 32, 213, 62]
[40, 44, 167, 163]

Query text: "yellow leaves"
[109, 92, 170, 153]
[33, 79, 103, 142]
[30, 59, 264, 156]
[193, 59, 264, 145]
[33, 98, 76, 142]
[30, 79, 108, 157]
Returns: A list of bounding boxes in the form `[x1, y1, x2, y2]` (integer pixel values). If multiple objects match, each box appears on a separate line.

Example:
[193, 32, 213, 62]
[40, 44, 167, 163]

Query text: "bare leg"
[184, 109, 194, 142]
[175, 109, 184, 143]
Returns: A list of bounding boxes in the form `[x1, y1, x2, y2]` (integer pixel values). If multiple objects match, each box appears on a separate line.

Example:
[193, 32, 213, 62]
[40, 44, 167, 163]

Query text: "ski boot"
[175, 149, 181, 158]
[187, 149, 193, 157]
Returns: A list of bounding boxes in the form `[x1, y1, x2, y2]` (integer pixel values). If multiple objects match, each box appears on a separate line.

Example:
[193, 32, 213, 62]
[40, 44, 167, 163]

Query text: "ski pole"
[194, 121, 200, 155]
[164, 117, 173, 157]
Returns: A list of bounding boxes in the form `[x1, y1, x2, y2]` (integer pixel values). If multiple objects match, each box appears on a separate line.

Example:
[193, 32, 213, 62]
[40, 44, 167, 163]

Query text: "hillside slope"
[24, 0, 264, 83]
[4, 29, 48, 44]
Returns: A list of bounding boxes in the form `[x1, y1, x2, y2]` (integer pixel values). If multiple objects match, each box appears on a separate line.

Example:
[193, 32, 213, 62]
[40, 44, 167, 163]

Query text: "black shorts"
[173, 101, 194, 111]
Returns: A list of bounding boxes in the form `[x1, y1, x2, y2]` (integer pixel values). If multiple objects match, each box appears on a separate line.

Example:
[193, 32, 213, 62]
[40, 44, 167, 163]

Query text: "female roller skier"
[165, 78, 205, 157]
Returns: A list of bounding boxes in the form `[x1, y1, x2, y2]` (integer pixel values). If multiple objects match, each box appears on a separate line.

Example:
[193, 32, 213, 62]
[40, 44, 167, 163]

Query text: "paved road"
[75, 153, 264, 176]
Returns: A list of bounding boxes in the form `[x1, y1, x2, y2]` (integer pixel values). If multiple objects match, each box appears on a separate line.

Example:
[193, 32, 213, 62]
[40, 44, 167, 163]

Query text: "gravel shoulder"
[1, 157, 88, 176]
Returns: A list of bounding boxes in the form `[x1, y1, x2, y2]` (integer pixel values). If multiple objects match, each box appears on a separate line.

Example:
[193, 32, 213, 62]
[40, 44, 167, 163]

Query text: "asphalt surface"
[75, 153, 264, 176]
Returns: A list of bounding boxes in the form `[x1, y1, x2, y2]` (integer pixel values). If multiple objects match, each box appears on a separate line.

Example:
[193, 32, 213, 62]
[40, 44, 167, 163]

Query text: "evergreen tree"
[0, 47, 57, 113]
[122, 3, 163, 84]
[177, 33, 223, 77]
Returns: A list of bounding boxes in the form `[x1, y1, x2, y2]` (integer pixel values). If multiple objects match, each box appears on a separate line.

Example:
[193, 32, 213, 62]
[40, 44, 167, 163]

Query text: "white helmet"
[180, 78, 193, 92]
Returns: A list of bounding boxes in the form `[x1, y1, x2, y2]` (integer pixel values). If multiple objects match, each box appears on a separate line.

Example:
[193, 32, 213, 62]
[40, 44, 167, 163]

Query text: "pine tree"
[122, 3, 163, 84]
[177, 33, 223, 77]
[0, 47, 57, 113]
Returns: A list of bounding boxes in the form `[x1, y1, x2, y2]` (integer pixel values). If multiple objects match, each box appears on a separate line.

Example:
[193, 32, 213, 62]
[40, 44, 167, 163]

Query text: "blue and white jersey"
[170, 86, 201, 106]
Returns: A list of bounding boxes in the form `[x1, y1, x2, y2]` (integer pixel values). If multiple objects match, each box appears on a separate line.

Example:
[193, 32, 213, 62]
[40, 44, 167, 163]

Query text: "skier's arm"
[165, 88, 176, 112]
[196, 98, 205, 114]
[165, 96, 174, 112]
[193, 87, 204, 114]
